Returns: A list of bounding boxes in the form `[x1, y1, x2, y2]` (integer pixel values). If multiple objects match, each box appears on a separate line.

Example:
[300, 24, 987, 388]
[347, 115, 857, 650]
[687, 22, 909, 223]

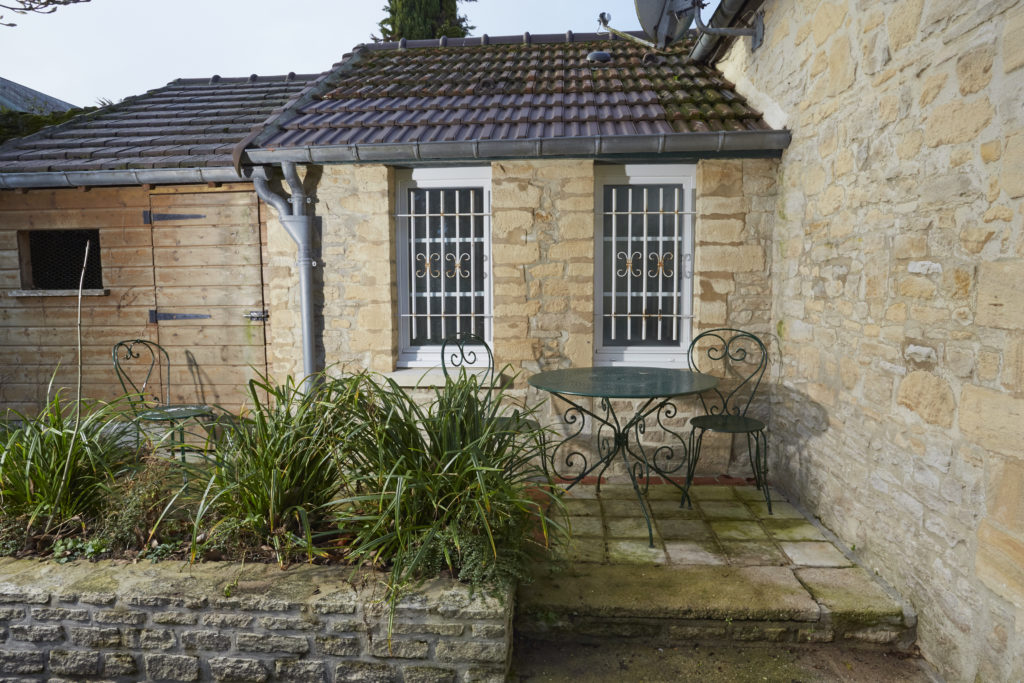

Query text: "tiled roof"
[254, 32, 771, 153]
[0, 74, 320, 175]
[0, 76, 76, 113]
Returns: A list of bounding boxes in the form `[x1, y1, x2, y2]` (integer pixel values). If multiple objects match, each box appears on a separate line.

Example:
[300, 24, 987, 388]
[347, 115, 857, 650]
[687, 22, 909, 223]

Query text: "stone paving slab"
[520, 564, 820, 622]
[795, 568, 907, 623]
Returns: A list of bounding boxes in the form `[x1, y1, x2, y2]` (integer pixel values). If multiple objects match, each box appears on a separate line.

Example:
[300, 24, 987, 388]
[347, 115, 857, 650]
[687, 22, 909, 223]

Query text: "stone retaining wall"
[0, 559, 512, 682]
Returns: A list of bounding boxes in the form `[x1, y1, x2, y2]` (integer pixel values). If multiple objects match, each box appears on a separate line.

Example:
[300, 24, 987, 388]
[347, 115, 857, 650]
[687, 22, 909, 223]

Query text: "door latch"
[243, 310, 270, 322]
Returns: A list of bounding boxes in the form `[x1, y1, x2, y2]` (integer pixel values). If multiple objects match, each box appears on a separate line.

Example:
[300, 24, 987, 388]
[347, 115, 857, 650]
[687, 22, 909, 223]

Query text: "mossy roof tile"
[259, 32, 770, 151]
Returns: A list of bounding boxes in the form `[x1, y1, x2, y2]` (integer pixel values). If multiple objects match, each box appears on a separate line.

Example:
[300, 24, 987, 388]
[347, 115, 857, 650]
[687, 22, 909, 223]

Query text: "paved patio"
[514, 483, 927, 680]
[554, 482, 853, 568]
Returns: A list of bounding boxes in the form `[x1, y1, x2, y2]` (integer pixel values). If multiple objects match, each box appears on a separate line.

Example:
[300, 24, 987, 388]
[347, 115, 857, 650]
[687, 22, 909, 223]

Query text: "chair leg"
[747, 430, 771, 514]
[681, 427, 704, 509]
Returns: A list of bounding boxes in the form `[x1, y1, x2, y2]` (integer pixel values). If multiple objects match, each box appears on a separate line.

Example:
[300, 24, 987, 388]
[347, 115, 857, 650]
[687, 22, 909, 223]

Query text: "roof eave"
[245, 130, 791, 165]
[0, 166, 250, 190]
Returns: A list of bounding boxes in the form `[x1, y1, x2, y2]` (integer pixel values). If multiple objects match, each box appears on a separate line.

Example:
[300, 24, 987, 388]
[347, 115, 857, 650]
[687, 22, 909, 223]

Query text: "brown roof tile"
[256, 32, 770, 153]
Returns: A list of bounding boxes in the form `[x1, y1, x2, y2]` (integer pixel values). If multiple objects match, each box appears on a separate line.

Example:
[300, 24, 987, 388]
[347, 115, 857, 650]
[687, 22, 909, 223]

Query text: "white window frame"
[395, 167, 493, 367]
[593, 164, 696, 367]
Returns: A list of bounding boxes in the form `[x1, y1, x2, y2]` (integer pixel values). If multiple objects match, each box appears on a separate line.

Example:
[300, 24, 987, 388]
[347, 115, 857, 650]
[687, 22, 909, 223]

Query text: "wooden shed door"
[147, 189, 267, 413]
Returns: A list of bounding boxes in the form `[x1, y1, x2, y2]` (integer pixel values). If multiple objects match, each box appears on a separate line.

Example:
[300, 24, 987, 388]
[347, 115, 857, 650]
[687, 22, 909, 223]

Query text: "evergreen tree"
[0, 106, 95, 144]
[376, 0, 476, 41]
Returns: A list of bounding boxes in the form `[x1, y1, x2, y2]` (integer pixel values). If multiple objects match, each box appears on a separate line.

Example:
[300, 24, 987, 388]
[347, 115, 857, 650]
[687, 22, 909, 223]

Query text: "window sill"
[7, 289, 111, 298]
[382, 367, 493, 389]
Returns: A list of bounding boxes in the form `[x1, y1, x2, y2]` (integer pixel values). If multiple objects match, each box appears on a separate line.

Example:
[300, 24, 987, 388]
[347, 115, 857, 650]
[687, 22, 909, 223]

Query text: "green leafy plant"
[186, 373, 362, 565]
[0, 391, 141, 538]
[337, 369, 565, 628]
[51, 536, 108, 563]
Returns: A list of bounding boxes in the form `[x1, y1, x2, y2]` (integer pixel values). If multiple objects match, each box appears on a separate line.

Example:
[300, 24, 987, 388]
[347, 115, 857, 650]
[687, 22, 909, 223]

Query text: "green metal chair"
[440, 331, 542, 436]
[441, 332, 496, 401]
[685, 328, 772, 512]
[112, 339, 215, 459]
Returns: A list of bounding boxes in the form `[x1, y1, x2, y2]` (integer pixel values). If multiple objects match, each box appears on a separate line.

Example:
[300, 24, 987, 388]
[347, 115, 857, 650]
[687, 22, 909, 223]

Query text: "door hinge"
[142, 211, 207, 224]
[243, 310, 270, 322]
[149, 309, 211, 323]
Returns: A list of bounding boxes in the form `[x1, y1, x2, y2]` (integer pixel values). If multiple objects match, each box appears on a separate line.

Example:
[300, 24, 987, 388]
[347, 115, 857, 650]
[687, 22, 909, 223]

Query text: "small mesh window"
[26, 229, 103, 289]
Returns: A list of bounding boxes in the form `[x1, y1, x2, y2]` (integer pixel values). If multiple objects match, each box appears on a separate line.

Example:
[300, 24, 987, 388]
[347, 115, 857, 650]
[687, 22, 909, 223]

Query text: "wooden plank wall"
[0, 184, 267, 417]
[148, 188, 267, 413]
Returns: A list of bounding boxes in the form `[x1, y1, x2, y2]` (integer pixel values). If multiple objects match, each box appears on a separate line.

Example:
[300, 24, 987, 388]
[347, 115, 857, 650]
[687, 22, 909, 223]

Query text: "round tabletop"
[528, 366, 718, 399]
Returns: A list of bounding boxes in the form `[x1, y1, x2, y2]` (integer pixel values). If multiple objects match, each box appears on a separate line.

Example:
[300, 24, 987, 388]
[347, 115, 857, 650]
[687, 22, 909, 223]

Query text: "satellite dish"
[597, 0, 763, 54]
[635, 0, 695, 49]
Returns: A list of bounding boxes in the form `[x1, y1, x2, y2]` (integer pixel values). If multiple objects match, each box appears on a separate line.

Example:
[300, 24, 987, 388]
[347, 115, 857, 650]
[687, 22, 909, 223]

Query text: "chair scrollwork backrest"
[112, 339, 171, 409]
[440, 332, 495, 392]
[687, 328, 767, 419]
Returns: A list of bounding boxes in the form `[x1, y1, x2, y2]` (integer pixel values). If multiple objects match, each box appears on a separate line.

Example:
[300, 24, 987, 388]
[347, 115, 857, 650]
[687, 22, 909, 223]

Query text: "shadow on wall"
[184, 350, 209, 406]
[767, 383, 830, 500]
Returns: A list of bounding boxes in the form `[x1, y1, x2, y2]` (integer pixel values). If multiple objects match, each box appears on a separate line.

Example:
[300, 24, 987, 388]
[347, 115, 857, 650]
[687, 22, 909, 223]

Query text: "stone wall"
[0, 559, 512, 682]
[264, 165, 396, 380]
[717, 1, 1024, 678]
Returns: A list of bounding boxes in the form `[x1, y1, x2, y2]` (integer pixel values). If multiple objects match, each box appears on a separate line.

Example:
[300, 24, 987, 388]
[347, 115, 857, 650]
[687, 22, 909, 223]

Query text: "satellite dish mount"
[597, 0, 764, 52]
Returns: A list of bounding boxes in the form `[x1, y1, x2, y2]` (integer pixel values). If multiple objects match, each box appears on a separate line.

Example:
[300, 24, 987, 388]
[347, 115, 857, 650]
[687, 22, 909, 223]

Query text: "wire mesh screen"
[600, 184, 692, 347]
[27, 229, 102, 289]
[404, 187, 488, 346]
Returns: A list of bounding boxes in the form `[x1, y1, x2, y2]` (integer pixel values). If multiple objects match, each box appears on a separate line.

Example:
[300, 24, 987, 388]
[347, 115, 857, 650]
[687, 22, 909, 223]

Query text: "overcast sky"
[0, 0, 718, 107]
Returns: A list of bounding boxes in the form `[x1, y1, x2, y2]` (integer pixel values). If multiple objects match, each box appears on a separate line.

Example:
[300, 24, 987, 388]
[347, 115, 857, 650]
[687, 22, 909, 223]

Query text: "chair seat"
[137, 404, 214, 422]
[690, 413, 765, 434]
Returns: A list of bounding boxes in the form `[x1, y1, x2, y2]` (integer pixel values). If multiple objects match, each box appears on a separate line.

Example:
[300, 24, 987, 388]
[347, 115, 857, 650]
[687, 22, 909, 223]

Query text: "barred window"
[595, 166, 695, 366]
[19, 229, 103, 290]
[396, 168, 491, 366]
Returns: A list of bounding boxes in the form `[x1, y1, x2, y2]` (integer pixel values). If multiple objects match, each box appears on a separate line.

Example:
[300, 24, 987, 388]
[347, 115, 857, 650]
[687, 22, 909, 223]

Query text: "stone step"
[510, 637, 933, 682]
[516, 484, 916, 650]
[516, 562, 916, 648]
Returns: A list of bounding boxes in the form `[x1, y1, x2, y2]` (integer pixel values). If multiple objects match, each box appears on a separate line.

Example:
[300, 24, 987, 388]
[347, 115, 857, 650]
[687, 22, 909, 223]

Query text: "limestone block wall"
[0, 559, 512, 682]
[717, 1, 1024, 678]
[264, 165, 396, 380]
[491, 159, 596, 378]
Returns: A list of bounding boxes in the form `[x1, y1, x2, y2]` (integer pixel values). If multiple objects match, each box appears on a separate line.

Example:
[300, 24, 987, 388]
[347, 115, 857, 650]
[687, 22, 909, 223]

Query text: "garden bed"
[0, 557, 513, 681]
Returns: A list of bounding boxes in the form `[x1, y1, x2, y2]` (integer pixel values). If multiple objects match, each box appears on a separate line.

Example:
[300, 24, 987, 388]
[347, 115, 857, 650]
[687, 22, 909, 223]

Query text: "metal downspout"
[689, 0, 750, 63]
[253, 164, 317, 389]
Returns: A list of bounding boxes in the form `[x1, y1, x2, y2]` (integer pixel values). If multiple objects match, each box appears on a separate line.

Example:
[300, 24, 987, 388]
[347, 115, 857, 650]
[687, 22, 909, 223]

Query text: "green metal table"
[529, 366, 718, 546]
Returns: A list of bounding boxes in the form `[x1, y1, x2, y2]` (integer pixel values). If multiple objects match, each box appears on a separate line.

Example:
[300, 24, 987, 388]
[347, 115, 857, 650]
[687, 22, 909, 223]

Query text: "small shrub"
[98, 456, 182, 552]
[186, 373, 362, 565]
[0, 392, 141, 537]
[337, 370, 565, 622]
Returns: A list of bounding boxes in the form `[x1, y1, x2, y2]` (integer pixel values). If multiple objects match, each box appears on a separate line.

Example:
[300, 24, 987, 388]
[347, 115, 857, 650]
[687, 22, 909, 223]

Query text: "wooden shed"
[0, 74, 319, 415]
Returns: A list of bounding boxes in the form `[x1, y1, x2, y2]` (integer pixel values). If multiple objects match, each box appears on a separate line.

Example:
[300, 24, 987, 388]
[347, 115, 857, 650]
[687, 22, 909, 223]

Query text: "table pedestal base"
[543, 393, 695, 547]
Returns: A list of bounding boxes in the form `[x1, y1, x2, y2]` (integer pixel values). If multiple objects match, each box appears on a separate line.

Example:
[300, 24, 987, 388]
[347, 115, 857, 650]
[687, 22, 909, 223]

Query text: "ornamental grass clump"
[337, 370, 564, 620]
[0, 391, 141, 539]
[186, 373, 363, 565]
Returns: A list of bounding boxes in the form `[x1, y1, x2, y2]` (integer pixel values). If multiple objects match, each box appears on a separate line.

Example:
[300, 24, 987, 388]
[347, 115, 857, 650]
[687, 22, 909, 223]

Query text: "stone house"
[0, 2, 1021, 679]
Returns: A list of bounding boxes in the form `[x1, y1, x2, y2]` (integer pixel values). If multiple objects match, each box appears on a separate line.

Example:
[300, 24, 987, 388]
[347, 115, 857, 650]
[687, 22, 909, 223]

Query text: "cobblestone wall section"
[717, 1, 1024, 678]
[490, 159, 596, 379]
[0, 559, 512, 682]
[318, 165, 397, 375]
